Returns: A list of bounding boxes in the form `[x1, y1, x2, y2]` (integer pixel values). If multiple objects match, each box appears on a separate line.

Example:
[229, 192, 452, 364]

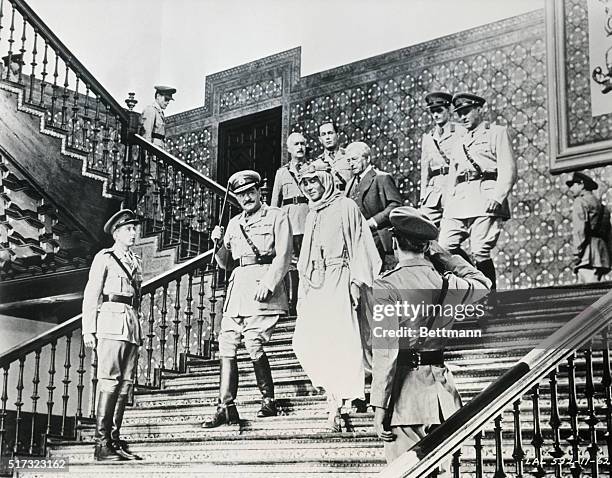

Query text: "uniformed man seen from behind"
[82, 209, 143, 462]
[139, 85, 176, 149]
[419, 91, 466, 228]
[203, 170, 293, 427]
[368, 207, 490, 472]
[316, 120, 353, 192]
[438, 93, 517, 294]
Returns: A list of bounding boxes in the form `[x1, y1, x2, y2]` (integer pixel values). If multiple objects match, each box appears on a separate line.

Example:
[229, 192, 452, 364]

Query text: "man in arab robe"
[293, 160, 382, 432]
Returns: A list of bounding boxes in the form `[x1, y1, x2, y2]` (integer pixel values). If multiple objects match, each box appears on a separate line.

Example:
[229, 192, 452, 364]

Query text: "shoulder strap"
[238, 224, 262, 258]
[461, 143, 483, 176]
[108, 251, 141, 303]
[432, 138, 450, 165]
[286, 165, 306, 195]
[415, 274, 449, 348]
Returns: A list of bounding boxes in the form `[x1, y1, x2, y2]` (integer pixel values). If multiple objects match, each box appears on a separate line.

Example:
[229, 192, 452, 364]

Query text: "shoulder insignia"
[484, 121, 491, 130]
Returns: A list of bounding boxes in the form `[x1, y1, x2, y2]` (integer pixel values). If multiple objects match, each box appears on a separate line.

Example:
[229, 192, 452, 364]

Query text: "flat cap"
[566, 171, 598, 191]
[452, 92, 486, 112]
[228, 170, 261, 194]
[425, 91, 453, 109]
[298, 159, 331, 181]
[390, 206, 439, 241]
[154, 85, 176, 99]
[104, 209, 140, 235]
[2, 53, 25, 66]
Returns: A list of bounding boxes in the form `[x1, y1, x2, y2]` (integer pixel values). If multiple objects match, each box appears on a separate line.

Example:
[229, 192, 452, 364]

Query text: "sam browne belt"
[397, 349, 444, 368]
[282, 197, 308, 206]
[102, 294, 138, 307]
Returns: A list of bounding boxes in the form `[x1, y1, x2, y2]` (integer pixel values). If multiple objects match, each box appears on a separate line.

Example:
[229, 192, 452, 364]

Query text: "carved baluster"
[101, 105, 110, 171]
[159, 285, 169, 370]
[45, 340, 57, 435]
[91, 96, 101, 169]
[4, 3, 14, 81]
[17, 16, 25, 83]
[70, 77, 80, 148]
[585, 345, 599, 478]
[81, 85, 90, 156]
[177, 174, 186, 257]
[512, 399, 525, 478]
[121, 142, 134, 198]
[28, 349, 41, 454]
[567, 353, 582, 478]
[602, 327, 612, 469]
[76, 336, 86, 419]
[60, 62, 70, 129]
[0, 366, 9, 457]
[60, 332, 72, 436]
[28, 28, 37, 103]
[197, 265, 206, 356]
[549, 367, 564, 478]
[452, 449, 461, 478]
[186, 179, 196, 258]
[494, 414, 506, 478]
[197, 186, 205, 255]
[207, 261, 219, 359]
[38, 40, 48, 105]
[145, 291, 155, 387]
[0, 0, 4, 42]
[88, 347, 98, 419]
[530, 384, 545, 478]
[474, 430, 483, 478]
[110, 115, 121, 192]
[49, 53, 59, 125]
[172, 278, 182, 371]
[184, 271, 194, 358]
[13, 356, 25, 454]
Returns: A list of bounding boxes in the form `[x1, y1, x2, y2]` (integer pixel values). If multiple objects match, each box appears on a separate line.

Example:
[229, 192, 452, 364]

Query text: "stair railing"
[0, 248, 223, 463]
[380, 290, 612, 478]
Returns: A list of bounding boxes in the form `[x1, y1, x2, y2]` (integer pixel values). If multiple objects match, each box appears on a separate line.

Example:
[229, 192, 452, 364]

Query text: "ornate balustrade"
[381, 290, 612, 478]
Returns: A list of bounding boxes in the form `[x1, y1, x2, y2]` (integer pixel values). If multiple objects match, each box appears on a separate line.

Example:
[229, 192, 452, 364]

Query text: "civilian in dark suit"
[345, 142, 403, 260]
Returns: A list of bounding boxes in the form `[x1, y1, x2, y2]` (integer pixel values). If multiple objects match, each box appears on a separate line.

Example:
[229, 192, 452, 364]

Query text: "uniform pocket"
[97, 310, 126, 335]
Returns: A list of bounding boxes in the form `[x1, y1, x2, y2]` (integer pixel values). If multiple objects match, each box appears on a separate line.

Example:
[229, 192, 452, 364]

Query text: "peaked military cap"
[425, 91, 453, 109]
[2, 53, 25, 67]
[154, 85, 176, 100]
[104, 209, 140, 235]
[452, 92, 486, 112]
[298, 159, 331, 181]
[228, 170, 261, 194]
[390, 206, 439, 241]
[566, 171, 598, 191]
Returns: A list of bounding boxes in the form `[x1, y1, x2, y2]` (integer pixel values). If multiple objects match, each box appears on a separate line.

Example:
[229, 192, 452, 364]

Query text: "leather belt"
[397, 349, 444, 368]
[282, 196, 308, 206]
[151, 132, 165, 140]
[429, 166, 449, 178]
[455, 170, 497, 184]
[102, 294, 138, 307]
[235, 255, 274, 267]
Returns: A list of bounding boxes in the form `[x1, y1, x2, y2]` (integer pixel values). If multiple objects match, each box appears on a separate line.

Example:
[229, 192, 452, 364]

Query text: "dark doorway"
[217, 107, 283, 196]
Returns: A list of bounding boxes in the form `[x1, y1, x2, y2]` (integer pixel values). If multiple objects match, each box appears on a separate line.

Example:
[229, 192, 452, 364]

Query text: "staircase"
[20, 285, 606, 477]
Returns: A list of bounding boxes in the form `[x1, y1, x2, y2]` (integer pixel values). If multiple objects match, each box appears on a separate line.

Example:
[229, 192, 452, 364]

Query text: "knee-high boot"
[94, 391, 124, 461]
[252, 353, 277, 417]
[285, 269, 299, 316]
[202, 357, 240, 428]
[111, 394, 142, 460]
[476, 259, 497, 291]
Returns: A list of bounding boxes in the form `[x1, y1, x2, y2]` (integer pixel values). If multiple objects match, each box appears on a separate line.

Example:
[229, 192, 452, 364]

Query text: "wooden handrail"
[8, 0, 128, 123]
[380, 289, 612, 478]
[131, 134, 240, 207]
[0, 250, 213, 369]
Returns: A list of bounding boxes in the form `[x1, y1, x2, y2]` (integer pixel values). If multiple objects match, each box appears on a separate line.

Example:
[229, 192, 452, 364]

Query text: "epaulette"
[450, 123, 455, 133]
[484, 121, 490, 130]
[102, 248, 113, 255]
[379, 265, 401, 278]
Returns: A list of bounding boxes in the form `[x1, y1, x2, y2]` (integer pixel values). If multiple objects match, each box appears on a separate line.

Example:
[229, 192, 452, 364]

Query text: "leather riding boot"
[111, 394, 142, 460]
[476, 259, 498, 307]
[284, 269, 299, 317]
[202, 357, 240, 428]
[94, 391, 124, 461]
[252, 353, 277, 418]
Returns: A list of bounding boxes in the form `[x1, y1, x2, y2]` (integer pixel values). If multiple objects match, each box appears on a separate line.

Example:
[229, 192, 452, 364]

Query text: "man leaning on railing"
[364, 206, 490, 475]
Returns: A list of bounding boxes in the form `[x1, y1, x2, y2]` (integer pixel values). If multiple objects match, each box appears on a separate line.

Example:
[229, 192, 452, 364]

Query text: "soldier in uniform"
[203, 170, 293, 427]
[82, 209, 143, 462]
[367, 206, 490, 470]
[438, 93, 517, 292]
[1, 53, 25, 82]
[419, 91, 466, 228]
[567, 171, 611, 283]
[316, 121, 353, 192]
[139, 85, 176, 149]
[270, 132, 310, 315]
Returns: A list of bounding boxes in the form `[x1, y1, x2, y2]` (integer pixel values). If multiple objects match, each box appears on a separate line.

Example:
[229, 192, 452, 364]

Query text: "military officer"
[270, 132, 310, 315]
[139, 85, 176, 149]
[419, 91, 466, 228]
[367, 207, 490, 470]
[316, 121, 353, 192]
[438, 93, 517, 292]
[567, 171, 611, 283]
[82, 209, 143, 462]
[203, 170, 293, 427]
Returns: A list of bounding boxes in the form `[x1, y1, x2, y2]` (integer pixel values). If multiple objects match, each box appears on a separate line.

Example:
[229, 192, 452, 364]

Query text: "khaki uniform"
[572, 190, 612, 282]
[82, 246, 143, 394]
[270, 162, 310, 236]
[368, 252, 490, 464]
[439, 121, 516, 262]
[419, 123, 465, 227]
[317, 148, 353, 192]
[216, 204, 292, 359]
[139, 102, 166, 148]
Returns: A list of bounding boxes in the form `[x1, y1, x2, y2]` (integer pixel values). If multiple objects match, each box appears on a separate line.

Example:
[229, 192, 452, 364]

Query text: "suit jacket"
[346, 167, 403, 252]
[368, 248, 490, 426]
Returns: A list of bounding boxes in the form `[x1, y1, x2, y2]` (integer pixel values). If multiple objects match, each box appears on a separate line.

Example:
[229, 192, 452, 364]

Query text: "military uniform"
[316, 147, 353, 192]
[438, 93, 517, 290]
[139, 86, 176, 149]
[82, 209, 143, 461]
[367, 207, 490, 469]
